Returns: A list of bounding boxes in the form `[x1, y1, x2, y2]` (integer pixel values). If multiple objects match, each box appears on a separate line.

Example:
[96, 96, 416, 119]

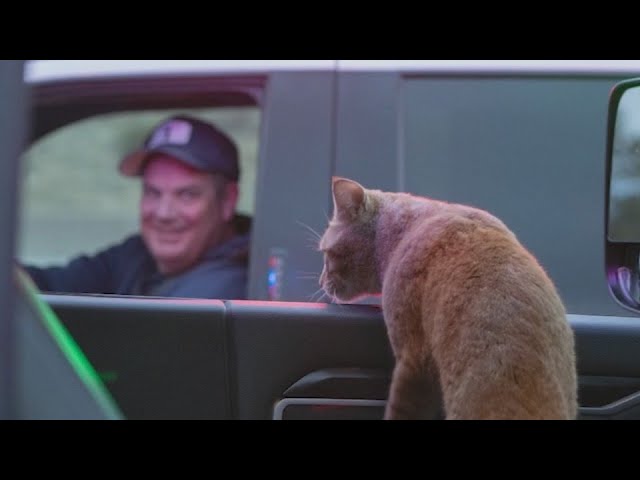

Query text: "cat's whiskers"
[308, 287, 327, 303]
[296, 220, 322, 242]
[305, 238, 321, 251]
[296, 269, 321, 286]
[317, 291, 332, 303]
[297, 275, 320, 280]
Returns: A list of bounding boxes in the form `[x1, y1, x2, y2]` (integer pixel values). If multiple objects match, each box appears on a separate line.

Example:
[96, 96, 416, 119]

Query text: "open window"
[18, 73, 264, 300]
[19, 107, 260, 266]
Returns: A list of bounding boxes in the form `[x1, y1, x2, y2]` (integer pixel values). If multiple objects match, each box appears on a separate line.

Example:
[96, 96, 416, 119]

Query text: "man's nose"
[156, 196, 177, 219]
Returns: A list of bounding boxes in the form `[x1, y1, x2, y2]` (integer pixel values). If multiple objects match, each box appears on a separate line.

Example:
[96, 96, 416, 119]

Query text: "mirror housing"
[606, 78, 640, 313]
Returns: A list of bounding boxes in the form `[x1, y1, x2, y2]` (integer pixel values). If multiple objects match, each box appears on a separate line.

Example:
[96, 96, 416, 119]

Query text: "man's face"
[140, 155, 229, 275]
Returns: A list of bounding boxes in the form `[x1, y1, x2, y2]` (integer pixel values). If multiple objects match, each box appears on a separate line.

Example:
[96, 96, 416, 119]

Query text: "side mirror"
[606, 78, 640, 313]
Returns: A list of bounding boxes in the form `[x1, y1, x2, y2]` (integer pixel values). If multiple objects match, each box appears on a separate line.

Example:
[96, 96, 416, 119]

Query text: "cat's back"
[384, 197, 569, 337]
[402, 201, 563, 315]
[375, 192, 576, 419]
[389, 198, 521, 276]
[404, 202, 576, 419]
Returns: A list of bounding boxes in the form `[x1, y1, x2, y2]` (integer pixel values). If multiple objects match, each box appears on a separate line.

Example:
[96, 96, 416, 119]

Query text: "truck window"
[17, 107, 260, 296]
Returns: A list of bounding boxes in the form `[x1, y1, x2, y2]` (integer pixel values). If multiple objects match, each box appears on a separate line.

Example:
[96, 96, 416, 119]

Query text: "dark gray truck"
[3, 60, 640, 419]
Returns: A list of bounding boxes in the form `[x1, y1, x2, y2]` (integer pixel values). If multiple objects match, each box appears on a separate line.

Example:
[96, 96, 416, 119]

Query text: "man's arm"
[24, 254, 115, 294]
[23, 235, 143, 294]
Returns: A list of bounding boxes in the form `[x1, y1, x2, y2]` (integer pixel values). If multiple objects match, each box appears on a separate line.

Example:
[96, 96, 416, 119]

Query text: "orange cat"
[319, 177, 577, 420]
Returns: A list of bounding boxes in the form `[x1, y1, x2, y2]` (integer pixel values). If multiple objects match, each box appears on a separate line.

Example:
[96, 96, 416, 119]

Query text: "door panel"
[41, 294, 640, 419]
[226, 301, 393, 419]
[44, 294, 231, 420]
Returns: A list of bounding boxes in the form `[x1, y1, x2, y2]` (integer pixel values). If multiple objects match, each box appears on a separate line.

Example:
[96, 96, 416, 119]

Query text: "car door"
[256, 64, 640, 420]
[227, 64, 640, 420]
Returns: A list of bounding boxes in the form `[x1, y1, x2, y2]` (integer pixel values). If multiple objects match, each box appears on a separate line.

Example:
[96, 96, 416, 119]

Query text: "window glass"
[401, 77, 615, 312]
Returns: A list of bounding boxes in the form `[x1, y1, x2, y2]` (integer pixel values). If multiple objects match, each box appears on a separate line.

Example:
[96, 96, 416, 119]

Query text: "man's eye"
[179, 191, 198, 200]
[327, 250, 343, 260]
[143, 187, 160, 198]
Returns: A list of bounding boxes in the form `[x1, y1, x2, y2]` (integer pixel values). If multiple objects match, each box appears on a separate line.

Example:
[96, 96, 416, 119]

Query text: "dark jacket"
[25, 217, 251, 300]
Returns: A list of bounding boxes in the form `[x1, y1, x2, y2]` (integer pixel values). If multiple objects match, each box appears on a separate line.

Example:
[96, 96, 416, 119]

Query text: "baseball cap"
[119, 115, 240, 181]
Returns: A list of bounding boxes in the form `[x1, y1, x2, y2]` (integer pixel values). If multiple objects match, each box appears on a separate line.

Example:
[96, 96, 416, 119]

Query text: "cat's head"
[318, 177, 381, 302]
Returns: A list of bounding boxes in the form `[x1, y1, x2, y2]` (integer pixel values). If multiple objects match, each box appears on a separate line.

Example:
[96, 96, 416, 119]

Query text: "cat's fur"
[319, 177, 577, 420]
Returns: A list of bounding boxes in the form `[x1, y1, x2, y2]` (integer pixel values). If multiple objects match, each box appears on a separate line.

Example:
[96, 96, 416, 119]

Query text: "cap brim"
[118, 146, 206, 177]
[118, 150, 148, 176]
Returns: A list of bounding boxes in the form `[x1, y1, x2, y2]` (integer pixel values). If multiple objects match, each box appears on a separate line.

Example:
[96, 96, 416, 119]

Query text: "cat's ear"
[332, 177, 365, 221]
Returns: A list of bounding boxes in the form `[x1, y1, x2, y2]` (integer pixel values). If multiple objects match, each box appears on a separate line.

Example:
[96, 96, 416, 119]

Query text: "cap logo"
[148, 119, 192, 148]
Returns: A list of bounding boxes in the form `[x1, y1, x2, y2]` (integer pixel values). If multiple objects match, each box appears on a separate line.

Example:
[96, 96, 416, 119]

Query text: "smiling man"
[25, 115, 251, 299]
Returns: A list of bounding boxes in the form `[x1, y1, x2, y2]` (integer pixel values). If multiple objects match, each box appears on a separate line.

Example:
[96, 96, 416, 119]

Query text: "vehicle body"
[3, 60, 640, 419]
